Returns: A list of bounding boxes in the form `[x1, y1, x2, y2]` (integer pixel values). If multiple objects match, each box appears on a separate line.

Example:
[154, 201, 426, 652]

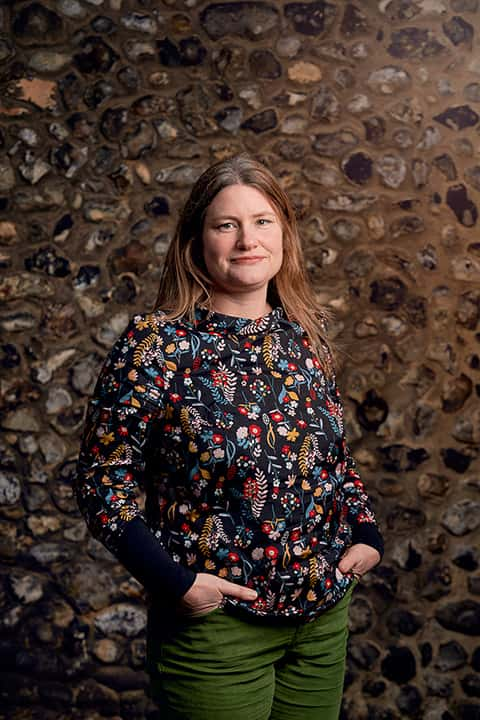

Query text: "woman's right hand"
[178, 573, 258, 618]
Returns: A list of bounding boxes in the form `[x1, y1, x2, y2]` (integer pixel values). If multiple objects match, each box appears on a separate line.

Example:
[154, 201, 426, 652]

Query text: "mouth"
[230, 256, 267, 263]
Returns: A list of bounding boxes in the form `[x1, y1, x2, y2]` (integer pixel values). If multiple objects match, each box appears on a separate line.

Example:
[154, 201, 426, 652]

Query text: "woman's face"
[201, 184, 283, 298]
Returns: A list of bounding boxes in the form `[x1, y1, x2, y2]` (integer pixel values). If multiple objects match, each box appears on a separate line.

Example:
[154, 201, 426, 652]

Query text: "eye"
[257, 218, 272, 226]
[217, 222, 235, 230]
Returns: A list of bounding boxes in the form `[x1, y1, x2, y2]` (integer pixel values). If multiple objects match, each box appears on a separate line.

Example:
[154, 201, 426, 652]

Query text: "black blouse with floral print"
[76, 306, 383, 622]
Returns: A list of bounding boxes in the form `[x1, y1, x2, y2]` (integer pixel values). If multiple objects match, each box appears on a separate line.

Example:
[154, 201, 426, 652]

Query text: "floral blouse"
[76, 306, 383, 622]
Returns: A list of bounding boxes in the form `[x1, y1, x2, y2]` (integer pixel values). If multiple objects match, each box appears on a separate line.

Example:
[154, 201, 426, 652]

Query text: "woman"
[76, 154, 383, 720]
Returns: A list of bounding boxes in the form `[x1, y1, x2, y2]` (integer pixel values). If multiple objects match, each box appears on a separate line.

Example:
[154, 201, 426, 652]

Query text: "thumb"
[218, 579, 258, 601]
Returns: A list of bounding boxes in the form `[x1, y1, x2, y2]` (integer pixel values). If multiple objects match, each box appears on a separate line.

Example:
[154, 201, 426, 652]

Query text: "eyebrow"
[210, 211, 277, 221]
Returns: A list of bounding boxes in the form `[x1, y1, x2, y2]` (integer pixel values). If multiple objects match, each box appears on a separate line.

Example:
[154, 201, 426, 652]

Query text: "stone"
[0, 222, 18, 246]
[312, 129, 359, 156]
[0, 472, 21, 505]
[349, 596, 373, 633]
[465, 166, 480, 192]
[10, 573, 43, 604]
[241, 110, 277, 133]
[284, 1, 337, 35]
[123, 40, 156, 63]
[120, 12, 157, 33]
[453, 547, 479, 571]
[389, 215, 425, 238]
[334, 67, 356, 89]
[367, 66, 411, 94]
[94, 604, 147, 638]
[200, 2, 280, 40]
[376, 154, 407, 188]
[441, 374, 472, 413]
[340, 2, 369, 36]
[28, 51, 71, 73]
[443, 15, 474, 45]
[57, 0, 87, 18]
[363, 116, 386, 144]
[461, 676, 480, 697]
[387, 609, 423, 636]
[381, 646, 416, 684]
[380, 446, 429, 473]
[425, 671, 454, 698]
[83, 199, 131, 223]
[311, 85, 340, 122]
[280, 114, 308, 134]
[435, 640, 468, 671]
[396, 685, 422, 716]
[342, 152, 373, 185]
[73, 37, 119, 74]
[276, 35, 301, 58]
[330, 219, 362, 242]
[441, 448, 474, 473]
[417, 473, 449, 499]
[347, 94, 371, 114]
[452, 256, 480, 281]
[2, 408, 40, 432]
[249, 50, 281, 79]
[29, 542, 73, 565]
[215, 107, 243, 133]
[76, 679, 120, 714]
[452, 409, 480, 444]
[348, 640, 380, 670]
[388, 27, 446, 58]
[0, 312, 39, 333]
[344, 249, 375, 278]
[0, 161, 15, 193]
[155, 164, 202, 186]
[0, 273, 54, 302]
[13, 3, 63, 44]
[434, 105, 479, 130]
[464, 83, 480, 103]
[433, 153, 457, 180]
[321, 192, 377, 213]
[370, 277, 406, 310]
[93, 638, 121, 664]
[441, 500, 480, 535]
[24, 247, 70, 277]
[436, 600, 480, 635]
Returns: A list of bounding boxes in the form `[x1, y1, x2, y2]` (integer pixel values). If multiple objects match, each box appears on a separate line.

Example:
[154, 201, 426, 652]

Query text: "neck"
[210, 290, 272, 320]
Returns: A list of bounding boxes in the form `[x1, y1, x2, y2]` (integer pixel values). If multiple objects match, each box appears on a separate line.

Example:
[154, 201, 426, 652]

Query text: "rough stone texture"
[1, 2, 480, 719]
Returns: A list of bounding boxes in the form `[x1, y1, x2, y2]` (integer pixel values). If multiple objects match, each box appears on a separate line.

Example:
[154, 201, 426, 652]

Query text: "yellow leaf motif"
[180, 408, 195, 440]
[286, 428, 299, 442]
[298, 435, 313, 476]
[130, 396, 141, 408]
[288, 391, 299, 401]
[100, 432, 115, 445]
[119, 507, 137, 521]
[133, 334, 156, 367]
[262, 335, 274, 370]
[266, 422, 276, 450]
[165, 360, 177, 371]
[164, 343, 176, 354]
[301, 479, 312, 491]
[285, 376, 294, 387]
[205, 559, 216, 570]
[309, 558, 318, 588]
[307, 589, 317, 602]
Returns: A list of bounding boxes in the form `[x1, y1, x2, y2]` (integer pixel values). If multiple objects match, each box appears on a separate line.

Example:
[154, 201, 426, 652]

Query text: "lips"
[230, 256, 266, 262]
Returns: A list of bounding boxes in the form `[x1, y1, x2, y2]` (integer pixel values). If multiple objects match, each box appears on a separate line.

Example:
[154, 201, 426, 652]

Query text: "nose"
[236, 224, 258, 250]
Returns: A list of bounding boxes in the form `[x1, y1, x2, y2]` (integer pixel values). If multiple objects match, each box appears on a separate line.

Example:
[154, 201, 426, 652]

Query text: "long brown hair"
[154, 153, 334, 374]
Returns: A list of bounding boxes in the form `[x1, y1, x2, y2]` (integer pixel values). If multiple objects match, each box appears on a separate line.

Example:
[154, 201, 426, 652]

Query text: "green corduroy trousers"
[147, 582, 356, 720]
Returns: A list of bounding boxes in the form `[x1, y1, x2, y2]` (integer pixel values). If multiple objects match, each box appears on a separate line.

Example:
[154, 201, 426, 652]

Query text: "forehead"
[206, 184, 278, 215]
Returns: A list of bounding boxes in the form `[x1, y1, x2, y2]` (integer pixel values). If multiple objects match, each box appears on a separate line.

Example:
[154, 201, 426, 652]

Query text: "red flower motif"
[297, 419, 307, 428]
[290, 530, 301, 541]
[212, 433, 224, 444]
[239, 406, 249, 415]
[100, 513, 108, 525]
[169, 393, 181, 402]
[288, 362, 298, 371]
[325, 578, 332, 588]
[125, 472, 133, 482]
[249, 424, 261, 437]
[176, 329, 187, 336]
[265, 546, 279, 561]
[243, 477, 257, 499]
[292, 562, 301, 571]
[228, 551, 240, 563]
[154, 375, 164, 387]
[320, 469, 329, 480]
[261, 522, 272, 534]
[281, 444, 290, 455]
[270, 410, 284, 422]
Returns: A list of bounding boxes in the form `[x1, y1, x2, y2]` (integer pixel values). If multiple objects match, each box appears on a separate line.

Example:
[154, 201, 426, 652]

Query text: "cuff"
[351, 522, 384, 559]
[115, 516, 196, 600]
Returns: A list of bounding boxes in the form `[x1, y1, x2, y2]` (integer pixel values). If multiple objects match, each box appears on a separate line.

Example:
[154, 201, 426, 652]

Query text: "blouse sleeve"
[329, 366, 384, 558]
[75, 314, 196, 599]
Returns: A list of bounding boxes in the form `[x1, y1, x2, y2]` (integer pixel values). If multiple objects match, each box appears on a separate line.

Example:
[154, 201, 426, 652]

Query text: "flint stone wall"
[1, 1, 480, 719]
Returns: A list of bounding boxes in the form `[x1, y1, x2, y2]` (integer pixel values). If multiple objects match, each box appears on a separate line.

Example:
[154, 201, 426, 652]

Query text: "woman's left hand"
[338, 543, 381, 579]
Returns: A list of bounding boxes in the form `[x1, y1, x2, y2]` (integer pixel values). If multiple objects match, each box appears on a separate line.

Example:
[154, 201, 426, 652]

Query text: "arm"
[75, 314, 196, 600]
[328, 371, 384, 572]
